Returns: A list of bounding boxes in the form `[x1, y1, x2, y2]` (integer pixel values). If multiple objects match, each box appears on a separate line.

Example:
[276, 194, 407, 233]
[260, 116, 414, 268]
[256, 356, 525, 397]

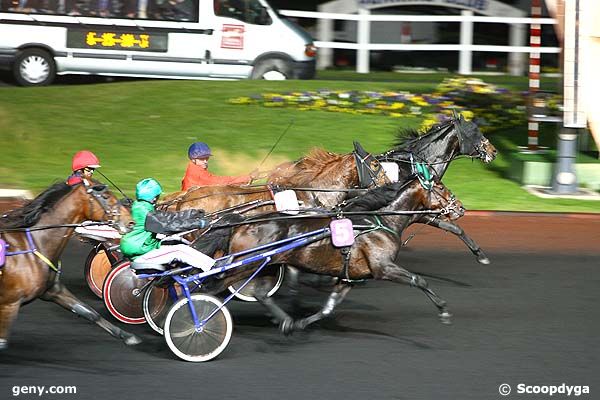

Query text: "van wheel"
[13, 48, 56, 86]
[251, 58, 291, 80]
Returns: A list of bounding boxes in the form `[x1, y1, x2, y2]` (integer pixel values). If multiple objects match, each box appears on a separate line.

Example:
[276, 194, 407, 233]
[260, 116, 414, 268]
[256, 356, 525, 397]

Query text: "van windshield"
[214, 0, 272, 25]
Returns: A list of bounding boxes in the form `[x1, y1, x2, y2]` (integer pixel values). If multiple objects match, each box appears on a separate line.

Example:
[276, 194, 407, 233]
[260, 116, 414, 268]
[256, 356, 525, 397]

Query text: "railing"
[279, 9, 561, 75]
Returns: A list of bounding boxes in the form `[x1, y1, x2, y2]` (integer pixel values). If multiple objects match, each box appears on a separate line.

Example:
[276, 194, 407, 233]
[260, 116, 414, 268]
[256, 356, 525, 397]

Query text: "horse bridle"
[353, 151, 388, 189]
[427, 183, 461, 218]
[84, 184, 125, 231]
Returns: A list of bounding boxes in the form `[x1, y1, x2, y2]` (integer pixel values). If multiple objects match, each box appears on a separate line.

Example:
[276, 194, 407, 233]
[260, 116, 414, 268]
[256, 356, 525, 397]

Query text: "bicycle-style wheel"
[84, 244, 121, 299]
[143, 283, 183, 335]
[102, 261, 147, 324]
[164, 294, 233, 362]
[227, 264, 285, 302]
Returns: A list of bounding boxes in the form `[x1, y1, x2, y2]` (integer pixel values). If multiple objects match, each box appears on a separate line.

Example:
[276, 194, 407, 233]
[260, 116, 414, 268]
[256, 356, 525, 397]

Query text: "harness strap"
[2, 230, 60, 273]
[410, 154, 433, 190]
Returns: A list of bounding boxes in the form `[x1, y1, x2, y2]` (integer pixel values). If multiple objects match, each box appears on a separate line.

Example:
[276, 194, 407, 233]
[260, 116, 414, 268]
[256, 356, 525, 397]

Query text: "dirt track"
[403, 211, 600, 254]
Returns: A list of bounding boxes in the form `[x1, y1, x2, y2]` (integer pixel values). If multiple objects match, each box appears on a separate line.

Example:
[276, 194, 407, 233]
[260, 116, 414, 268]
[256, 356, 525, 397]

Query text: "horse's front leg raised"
[293, 282, 353, 331]
[419, 216, 490, 265]
[0, 301, 21, 350]
[40, 282, 142, 346]
[374, 262, 452, 324]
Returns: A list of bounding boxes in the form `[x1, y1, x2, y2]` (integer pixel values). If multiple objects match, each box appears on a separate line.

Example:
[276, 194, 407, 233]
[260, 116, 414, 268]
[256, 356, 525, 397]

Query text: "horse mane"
[342, 176, 416, 212]
[392, 120, 451, 150]
[0, 182, 74, 229]
[276, 148, 354, 187]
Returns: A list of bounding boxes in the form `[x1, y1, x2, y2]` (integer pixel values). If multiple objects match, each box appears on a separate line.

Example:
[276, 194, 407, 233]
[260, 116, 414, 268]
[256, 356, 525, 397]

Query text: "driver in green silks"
[120, 178, 215, 271]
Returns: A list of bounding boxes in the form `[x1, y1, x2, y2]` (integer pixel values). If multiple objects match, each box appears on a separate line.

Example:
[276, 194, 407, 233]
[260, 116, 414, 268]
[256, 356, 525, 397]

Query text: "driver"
[181, 142, 256, 190]
[67, 150, 101, 186]
[120, 178, 215, 271]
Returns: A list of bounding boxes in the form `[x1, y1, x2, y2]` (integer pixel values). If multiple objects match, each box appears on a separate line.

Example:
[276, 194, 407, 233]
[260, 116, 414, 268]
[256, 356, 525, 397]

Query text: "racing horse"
[197, 176, 465, 333]
[170, 114, 495, 264]
[0, 181, 140, 350]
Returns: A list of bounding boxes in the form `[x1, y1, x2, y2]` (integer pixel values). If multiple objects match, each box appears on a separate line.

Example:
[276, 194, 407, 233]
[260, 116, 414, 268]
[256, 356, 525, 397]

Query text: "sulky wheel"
[164, 294, 233, 362]
[102, 261, 148, 324]
[227, 264, 285, 302]
[84, 244, 121, 299]
[143, 283, 183, 335]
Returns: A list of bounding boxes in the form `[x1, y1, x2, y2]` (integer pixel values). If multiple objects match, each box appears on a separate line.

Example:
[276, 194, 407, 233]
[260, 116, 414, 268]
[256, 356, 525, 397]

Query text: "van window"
[214, 0, 272, 25]
[1, 0, 199, 22]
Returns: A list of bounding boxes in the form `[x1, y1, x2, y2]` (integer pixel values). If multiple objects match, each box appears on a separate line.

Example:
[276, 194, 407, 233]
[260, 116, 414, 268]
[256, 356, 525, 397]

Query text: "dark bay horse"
[0, 181, 140, 350]
[199, 177, 465, 333]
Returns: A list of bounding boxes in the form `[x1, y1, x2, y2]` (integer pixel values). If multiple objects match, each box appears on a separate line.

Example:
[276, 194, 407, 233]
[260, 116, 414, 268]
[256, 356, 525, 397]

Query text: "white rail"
[279, 9, 561, 75]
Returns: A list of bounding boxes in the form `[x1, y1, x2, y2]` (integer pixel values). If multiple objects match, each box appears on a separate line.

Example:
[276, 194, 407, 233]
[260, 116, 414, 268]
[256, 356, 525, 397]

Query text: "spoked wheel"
[102, 261, 148, 324]
[227, 265, 285, 302]
[164, 294, 233, 362]
[143, 283, 184, 335]
[84, 244, 121, 298]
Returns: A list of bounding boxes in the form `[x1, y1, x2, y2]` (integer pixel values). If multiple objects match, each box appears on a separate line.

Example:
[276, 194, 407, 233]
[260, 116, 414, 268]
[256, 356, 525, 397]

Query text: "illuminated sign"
[67, 29, 168, 52]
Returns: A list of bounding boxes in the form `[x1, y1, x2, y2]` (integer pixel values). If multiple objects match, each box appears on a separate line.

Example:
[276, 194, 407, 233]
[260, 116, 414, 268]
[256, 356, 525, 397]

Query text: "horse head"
[423, 180, 465, 221]
[453, 113, 497, 163]
[77, 183, 133, 234]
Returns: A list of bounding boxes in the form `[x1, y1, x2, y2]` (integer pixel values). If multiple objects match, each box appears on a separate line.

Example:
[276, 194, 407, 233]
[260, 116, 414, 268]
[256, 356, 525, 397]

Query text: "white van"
[0, 0, 316, 85]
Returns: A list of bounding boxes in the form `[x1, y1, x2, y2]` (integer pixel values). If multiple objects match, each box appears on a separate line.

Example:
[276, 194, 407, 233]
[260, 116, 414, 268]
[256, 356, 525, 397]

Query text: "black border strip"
[0, 18, 213, 35]
[131, 55, 205, 63]
[72, 52, 127, 60]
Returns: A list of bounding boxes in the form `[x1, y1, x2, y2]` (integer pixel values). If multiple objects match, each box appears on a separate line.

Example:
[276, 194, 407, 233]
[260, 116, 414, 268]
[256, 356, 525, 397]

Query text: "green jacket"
[119, 200, 161, 259]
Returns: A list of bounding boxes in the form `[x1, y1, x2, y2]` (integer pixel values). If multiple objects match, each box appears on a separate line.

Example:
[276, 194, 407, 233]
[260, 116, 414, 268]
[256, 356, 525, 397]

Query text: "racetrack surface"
[0, 214, 598, 400]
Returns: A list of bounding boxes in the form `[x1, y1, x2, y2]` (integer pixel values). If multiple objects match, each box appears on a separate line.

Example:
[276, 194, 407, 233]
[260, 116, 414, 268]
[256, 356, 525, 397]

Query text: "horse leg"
[285, 265, 303, 311]
[375, 262, 452, 324]
[420, 216, 490, 265]
[0, 302, 21, 350]
[253, 277, 296, 335]
[40, 282, 142, 345]
[293, 282, 352, 331]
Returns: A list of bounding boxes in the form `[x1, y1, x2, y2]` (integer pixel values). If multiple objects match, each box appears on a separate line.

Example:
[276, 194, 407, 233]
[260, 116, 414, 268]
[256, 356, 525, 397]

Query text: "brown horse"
[198, 177, 464, 333]
[0, 181, 140, 350]
[160, 147, 385, 213]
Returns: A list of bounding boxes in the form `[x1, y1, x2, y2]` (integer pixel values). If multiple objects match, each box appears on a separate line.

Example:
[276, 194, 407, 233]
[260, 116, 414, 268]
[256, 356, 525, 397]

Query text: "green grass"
[0, 75, 597, 213]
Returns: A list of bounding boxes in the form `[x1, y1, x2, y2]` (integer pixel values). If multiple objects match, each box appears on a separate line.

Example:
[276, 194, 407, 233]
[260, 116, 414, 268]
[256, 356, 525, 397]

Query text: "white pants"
[136, 244, 215, 271]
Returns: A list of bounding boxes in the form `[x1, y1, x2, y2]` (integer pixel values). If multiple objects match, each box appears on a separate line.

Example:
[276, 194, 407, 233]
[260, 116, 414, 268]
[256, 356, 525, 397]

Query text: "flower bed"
[229, 77, 562, 133]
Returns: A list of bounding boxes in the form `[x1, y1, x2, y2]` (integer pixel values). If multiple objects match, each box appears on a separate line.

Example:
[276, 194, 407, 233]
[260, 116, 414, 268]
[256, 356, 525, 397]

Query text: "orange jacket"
[181, 161, 251, 190]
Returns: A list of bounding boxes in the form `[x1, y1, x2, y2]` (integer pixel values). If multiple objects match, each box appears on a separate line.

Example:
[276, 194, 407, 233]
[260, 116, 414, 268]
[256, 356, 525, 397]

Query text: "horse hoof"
[0, 339, 8, 350]
[124, 334, 143, 346]
[477, 256, 491, 265]
[439, 311, 453, 324]
[279, 318, 295, 336]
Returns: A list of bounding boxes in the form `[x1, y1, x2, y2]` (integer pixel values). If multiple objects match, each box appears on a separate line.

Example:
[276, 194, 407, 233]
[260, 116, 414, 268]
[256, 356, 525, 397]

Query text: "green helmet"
[136, 178, 163, 201]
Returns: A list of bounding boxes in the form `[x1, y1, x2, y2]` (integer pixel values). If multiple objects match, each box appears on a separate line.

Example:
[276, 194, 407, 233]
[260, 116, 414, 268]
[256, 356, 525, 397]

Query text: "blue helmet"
[188, 142, 212, 159]
[136, 178, 163, 202]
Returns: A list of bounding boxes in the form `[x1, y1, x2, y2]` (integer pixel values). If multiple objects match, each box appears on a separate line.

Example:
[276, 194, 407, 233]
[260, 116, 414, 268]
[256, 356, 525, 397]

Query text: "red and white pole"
[528, 0, 542, 151]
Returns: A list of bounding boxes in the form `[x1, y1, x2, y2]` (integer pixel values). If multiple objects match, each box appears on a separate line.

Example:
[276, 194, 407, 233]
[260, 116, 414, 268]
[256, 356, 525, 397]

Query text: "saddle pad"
[330, 218, 355, 248]
[0, 239, 6, 266]
[274, 190, 300, 215]
[380, 162, 399, 182]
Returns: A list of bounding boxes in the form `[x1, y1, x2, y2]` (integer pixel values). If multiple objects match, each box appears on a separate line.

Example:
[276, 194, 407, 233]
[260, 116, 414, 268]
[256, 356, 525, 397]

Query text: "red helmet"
[72, 150, 101, 172]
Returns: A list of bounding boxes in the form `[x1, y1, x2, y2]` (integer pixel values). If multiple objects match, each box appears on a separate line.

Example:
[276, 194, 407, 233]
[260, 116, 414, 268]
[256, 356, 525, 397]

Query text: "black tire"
[13, 48, 56, 86]
[250, 58, 292, 80]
